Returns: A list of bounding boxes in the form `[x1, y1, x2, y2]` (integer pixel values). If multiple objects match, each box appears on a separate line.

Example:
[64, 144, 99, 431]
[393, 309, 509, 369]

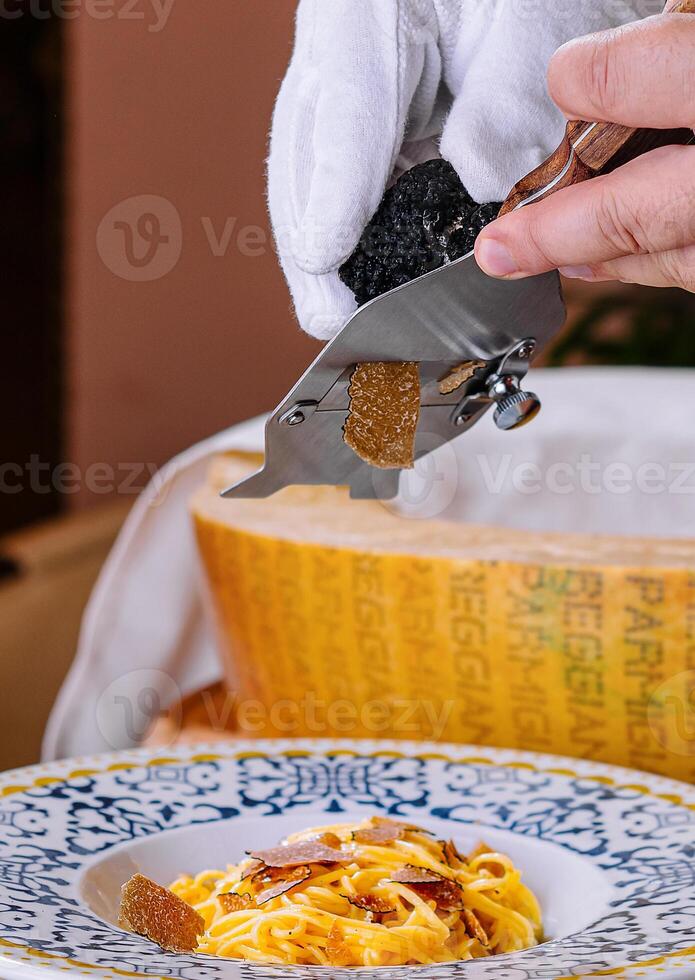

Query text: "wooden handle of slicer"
[499, 0, 695, 216]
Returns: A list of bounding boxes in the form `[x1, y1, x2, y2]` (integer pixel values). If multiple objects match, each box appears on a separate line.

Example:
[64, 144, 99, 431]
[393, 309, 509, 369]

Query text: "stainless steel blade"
[223, 252, 565, 500]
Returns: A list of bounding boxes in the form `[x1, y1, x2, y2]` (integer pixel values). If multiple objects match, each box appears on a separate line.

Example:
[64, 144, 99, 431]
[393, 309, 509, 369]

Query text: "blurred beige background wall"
[66, 0, 320, 506]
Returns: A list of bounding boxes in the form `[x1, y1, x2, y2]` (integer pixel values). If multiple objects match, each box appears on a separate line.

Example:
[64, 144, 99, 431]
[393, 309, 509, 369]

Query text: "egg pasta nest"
[169, 816, 542, 967]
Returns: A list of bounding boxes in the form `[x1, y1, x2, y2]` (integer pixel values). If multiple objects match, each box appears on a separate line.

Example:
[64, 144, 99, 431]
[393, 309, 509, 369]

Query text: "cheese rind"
[192, 453, 695, 783]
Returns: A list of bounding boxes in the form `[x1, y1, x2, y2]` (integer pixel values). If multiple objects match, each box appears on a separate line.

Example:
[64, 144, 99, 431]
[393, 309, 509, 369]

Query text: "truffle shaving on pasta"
[162, 816, 542, 966]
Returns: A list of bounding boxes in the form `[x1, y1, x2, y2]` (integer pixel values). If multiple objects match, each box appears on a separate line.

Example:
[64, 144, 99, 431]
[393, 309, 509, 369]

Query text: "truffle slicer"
[224, 0, 695, 502]
[223, 255, 565, 501]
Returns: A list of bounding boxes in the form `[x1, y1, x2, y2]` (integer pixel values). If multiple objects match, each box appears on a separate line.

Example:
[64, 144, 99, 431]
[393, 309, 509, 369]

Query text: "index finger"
[548, 12, 695, 131]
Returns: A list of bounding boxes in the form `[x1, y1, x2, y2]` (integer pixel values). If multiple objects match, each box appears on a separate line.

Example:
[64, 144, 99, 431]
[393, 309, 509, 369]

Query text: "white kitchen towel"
[43, 368, 695, 761]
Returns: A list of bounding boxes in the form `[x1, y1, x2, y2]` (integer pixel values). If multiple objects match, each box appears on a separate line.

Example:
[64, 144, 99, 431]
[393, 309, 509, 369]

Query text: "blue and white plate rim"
[1, 737, 694, 980]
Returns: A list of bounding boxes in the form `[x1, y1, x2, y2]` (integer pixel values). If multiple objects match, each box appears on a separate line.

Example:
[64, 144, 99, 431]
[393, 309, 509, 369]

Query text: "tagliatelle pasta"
[167, 817, 543, 967]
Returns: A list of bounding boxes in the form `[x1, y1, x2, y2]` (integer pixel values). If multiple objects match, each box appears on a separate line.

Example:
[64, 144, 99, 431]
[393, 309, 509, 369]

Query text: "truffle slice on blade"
[344, 362, 420, 469]
[438, 360, 486, 395]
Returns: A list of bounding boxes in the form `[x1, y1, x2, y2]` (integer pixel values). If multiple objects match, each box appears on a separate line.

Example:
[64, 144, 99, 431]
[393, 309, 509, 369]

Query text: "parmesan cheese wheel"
[192, 452, 695, 783]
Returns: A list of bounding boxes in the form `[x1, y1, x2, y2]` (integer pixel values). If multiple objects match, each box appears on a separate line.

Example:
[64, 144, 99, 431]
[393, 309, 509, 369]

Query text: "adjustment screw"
[494, 390, 541, 431]
[279, 406, 307, 425]
[517, 341, 536, 360]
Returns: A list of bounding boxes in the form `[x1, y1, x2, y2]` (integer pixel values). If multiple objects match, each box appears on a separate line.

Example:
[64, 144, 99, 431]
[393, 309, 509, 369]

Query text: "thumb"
[547, 13, 695, 130]
[475, 144, 695, 278]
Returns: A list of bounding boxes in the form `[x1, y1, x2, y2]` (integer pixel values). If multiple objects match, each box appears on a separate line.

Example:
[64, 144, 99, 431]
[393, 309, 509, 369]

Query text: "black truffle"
[339, 160, 501, 306]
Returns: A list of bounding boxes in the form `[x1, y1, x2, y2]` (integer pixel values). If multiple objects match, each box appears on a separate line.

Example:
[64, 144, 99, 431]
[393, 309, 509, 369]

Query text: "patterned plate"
[1, 739, 694, 980]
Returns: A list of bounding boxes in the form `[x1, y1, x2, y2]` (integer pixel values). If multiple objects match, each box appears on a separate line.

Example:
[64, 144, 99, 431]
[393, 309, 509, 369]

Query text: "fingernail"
[476, 239, 520, 278]
[559, 265, 595, 281]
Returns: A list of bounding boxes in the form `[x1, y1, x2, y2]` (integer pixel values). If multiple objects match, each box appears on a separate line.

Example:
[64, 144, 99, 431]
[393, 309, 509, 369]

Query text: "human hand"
[268, 0, 645, 340]
[475, 11, 695, 292]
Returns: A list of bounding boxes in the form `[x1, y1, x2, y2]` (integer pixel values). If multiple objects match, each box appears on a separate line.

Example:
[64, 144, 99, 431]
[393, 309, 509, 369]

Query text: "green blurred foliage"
[549, 287, 695, 367]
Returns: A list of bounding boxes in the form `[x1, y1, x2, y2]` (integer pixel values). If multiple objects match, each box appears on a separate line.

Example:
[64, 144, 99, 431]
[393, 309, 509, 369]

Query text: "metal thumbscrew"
[494, 390, 541, 431]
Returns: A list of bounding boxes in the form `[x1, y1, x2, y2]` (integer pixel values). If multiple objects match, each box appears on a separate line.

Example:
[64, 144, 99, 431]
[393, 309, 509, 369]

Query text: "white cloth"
[44, 368, 695, 761]
[268, 0, 647, 340]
